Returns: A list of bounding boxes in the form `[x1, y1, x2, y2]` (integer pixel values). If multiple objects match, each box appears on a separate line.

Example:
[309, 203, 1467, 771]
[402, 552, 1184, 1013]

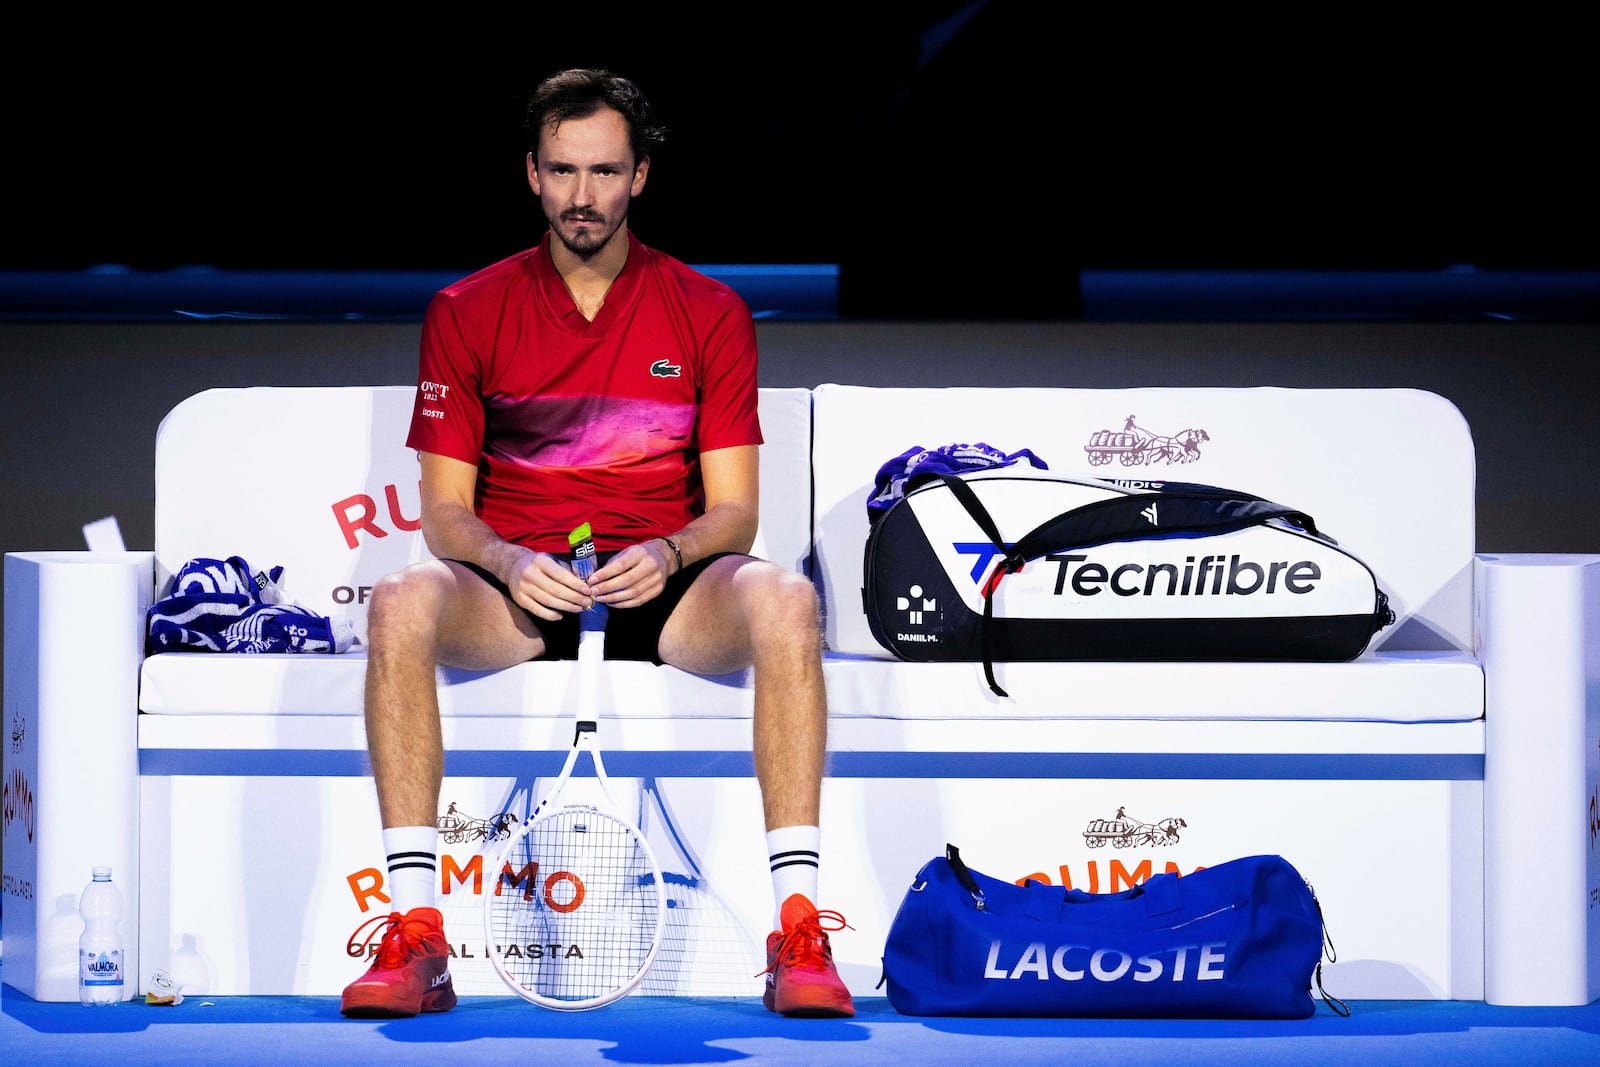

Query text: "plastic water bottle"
[79, 866, 124, 1006]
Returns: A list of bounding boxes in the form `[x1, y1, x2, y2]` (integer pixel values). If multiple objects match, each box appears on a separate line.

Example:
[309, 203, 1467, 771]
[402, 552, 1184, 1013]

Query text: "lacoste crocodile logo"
[650, 359, 681, 378]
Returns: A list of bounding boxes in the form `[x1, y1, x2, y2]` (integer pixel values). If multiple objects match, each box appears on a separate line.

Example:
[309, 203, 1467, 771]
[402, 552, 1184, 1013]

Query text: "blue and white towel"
[147, 556, 355, 655]
[867, 442, 1050, 521]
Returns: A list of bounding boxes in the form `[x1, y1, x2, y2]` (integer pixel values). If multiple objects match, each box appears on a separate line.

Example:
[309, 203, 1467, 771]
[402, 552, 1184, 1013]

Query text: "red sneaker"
[761, 894, 855, 1018]
[340, 907, 456, 1018]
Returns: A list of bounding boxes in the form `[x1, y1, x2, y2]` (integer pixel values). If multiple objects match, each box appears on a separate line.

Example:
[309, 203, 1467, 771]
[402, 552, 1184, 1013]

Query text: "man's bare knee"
[366, 564, 451, 652]
[746, 567, 822, 654]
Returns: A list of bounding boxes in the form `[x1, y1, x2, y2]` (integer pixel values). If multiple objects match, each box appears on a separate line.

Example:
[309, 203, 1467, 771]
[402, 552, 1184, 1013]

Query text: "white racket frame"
[482, 590, 667, 1010]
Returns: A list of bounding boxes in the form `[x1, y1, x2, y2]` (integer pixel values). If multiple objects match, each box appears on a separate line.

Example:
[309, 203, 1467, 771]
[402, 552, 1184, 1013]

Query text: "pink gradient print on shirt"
[485, 393, 696, 469]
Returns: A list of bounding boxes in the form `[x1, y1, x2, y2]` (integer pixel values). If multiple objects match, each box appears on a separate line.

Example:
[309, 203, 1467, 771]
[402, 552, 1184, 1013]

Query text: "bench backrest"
[156, 384, 1478, 657]
[153, 386, 814, 642]
[809, 384, 1476, 656]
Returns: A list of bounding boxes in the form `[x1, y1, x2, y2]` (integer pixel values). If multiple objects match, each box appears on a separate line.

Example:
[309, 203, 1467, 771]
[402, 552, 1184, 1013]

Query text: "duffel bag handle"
[945, 844, 987, 911]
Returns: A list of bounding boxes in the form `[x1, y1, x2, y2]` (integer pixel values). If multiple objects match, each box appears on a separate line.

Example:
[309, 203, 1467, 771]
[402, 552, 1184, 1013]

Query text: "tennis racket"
[483, 523, 667, 1010]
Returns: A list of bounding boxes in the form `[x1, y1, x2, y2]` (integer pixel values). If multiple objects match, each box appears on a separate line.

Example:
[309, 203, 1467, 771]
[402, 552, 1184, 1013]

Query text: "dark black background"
[9, 6, 1591, 318]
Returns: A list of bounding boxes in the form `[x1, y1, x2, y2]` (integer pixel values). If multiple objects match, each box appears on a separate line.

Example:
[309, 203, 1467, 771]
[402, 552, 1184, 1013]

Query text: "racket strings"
[488, 806, 659, 1003]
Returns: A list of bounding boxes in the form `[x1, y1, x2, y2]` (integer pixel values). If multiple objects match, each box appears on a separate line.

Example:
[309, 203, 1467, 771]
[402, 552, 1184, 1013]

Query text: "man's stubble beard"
[551, 208, 628, 260]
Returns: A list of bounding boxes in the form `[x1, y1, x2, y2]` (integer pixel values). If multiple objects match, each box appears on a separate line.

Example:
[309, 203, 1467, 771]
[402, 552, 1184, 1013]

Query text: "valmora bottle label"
[81, 948, 124, 985]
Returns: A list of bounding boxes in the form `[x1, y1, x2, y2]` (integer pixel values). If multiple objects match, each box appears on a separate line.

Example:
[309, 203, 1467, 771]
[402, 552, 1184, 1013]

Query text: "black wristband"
[657, 535, 683, 574]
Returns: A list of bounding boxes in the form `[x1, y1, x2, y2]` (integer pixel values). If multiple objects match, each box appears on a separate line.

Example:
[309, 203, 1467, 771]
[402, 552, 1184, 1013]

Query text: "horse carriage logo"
[436, 802, 516, 844]
[1082, 806, 1188, 849]
[1085, 416, 1210, 467]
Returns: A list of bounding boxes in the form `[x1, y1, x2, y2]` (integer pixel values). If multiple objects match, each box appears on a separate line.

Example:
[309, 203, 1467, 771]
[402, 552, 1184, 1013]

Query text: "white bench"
[5, 383, 1596, 1007]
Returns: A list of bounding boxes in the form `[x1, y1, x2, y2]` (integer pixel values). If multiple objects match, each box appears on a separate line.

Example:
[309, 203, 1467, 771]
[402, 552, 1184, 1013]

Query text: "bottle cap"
[92, 865, 112, 879]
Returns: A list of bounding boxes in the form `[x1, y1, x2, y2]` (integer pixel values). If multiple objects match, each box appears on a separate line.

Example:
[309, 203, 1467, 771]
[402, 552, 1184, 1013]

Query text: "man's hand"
[501, 547, 597, 620]
[587, 539, 677, 610]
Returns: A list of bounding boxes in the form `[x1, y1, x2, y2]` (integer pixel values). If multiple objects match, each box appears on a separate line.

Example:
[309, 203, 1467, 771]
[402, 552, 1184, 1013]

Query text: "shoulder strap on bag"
[933, 473, 1322, 697]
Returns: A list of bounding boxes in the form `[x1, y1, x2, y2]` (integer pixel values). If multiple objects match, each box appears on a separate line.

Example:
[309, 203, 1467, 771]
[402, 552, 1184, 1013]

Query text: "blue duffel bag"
[881, 845, 1344, 1019]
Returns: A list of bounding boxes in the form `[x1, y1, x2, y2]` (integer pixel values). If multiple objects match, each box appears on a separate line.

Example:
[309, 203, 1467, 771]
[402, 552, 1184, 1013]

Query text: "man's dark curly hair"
[525, 68, 667, 164]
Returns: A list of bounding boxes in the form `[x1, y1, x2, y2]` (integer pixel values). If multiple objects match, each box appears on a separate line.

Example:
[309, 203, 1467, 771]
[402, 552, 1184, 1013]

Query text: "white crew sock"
[383, 826, 439, 915]
[766, 825, 821, 927]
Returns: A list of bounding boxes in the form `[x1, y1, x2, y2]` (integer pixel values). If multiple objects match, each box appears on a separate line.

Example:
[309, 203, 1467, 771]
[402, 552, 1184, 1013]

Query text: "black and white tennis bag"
[862, 471, 1395, 695]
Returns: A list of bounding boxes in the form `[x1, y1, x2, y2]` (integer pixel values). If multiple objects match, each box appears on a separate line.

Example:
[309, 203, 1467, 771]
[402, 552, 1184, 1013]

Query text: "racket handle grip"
[579, 603, 608, 635]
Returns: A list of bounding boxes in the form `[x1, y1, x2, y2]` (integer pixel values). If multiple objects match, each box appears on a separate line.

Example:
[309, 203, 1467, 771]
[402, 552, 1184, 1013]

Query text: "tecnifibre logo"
[951, 546, 1323, 598]
[1043, 554, 1321, 598]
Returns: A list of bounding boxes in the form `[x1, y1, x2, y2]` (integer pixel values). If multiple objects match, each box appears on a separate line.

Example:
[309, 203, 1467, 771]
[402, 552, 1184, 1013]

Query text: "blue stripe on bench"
[139, 749, 1484, 780]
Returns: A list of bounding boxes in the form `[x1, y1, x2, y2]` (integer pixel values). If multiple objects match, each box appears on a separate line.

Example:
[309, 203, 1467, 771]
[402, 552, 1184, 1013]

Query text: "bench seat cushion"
[138, 647, 1482, 723]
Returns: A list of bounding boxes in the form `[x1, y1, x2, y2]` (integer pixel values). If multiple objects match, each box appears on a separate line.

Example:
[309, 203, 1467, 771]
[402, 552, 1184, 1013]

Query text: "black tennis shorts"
[452, 550, 740, 664]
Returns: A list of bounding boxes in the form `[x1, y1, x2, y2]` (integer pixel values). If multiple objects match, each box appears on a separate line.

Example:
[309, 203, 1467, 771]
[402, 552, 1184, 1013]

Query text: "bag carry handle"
[932, 473, 1322, 697]
[1307, 881, 1352, 1017]
[945, 844, 987, 911]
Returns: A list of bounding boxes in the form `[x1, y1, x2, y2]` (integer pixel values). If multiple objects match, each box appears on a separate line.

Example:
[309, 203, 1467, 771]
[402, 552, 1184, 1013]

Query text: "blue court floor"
[5, 967, 1600, 1067]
